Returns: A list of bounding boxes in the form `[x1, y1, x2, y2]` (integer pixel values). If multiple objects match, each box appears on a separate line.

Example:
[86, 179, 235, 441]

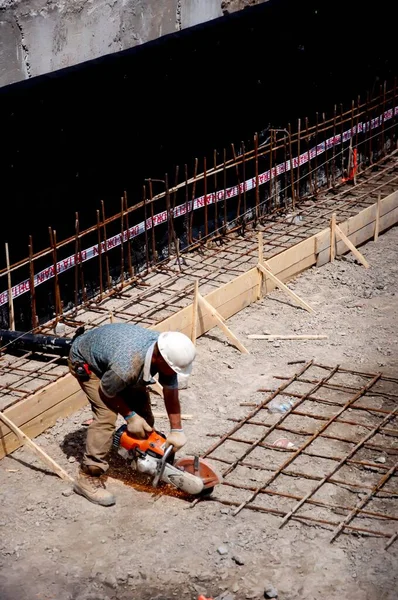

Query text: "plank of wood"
[148, 380, 163, 396]
[335, 223, 370, 268]
[0, 389, 88, 460]
[197, 293, 249, 354]
[247, 334, 328, 340]
[257, 263, 314, 313]
[0, 410, 74, 482]
[152, 412, 193, 420]
[0, 372, 81, 428]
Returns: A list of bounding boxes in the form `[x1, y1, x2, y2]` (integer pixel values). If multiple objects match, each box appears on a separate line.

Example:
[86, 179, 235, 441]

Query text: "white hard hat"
[157, 331, 196, 376]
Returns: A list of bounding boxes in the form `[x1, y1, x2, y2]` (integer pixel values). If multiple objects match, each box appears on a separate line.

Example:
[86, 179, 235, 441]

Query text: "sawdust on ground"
[1, 225, 398, 600]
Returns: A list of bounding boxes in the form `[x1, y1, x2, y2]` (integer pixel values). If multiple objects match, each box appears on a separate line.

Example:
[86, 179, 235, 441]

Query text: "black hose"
[0, 327, 84, 357]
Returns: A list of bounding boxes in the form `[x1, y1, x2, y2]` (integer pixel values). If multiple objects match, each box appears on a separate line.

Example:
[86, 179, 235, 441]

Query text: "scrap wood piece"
[152, 412, 193, 420]
[197, 293, 249, 354]
[247, 334, 328, 340]
[0, 410, 74, 483]
[335, 222, 370, 269]
[148, 379, 163, 396]
[256, 263, 314, 313]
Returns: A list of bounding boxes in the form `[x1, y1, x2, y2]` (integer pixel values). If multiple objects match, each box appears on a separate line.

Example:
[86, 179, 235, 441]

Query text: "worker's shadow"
[60, 428, 192, 500]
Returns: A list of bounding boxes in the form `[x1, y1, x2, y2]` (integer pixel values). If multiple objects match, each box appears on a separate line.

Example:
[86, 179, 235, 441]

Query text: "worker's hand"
[165, 429, 187, 452]
[126, 412, 153, 439]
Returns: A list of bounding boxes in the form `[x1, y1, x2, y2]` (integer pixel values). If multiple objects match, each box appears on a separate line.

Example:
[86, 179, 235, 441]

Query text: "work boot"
[73, 465, 116, 506]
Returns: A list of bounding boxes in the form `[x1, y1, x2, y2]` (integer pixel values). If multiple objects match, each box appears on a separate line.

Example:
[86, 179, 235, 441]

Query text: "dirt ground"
[1, 225, 398, 600]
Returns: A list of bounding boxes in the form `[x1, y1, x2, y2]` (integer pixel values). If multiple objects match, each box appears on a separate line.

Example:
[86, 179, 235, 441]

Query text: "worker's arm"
[163, 386, 187, 451]
[163, 386, 182, 429]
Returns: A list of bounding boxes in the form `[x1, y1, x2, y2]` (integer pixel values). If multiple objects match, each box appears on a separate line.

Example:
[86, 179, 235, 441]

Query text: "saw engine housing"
[112, 425, 220, 496]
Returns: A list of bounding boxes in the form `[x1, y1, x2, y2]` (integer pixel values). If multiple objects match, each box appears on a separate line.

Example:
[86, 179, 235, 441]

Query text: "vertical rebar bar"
[305, 117, 313, 195]
[241, 143, 247, 217]
[288, 124, 295, 210]
[190, 158, 198, 243]
[393, 77, 397, 149]
[203, 157, 208, 238]
[283, 132, 287, 207]
[296, 119, 301, 199]
[323, 113, 330, 188]
[143, 185, 150, 271]
[75, 214, 86, 303]
[214, 150, 218, 234]
[101, 200, 111, 289]
[28, 235, 38, 329]
[340, 104, 345, 178]
[96, 210, 103, 300]
[184, 164, 190, 244]
[74, 213, 79, 310]
[49, 228, 62, 320]
[223, 149, 227, 234]
[381, 81, 386, 155]
[119, 197, 125, 287]
[254, 133, 259, 220]
[314, 112, 319, 194]
[355, 96, 360, 168]
[269, 131, 273, 210]
[148, 180, 156, 263]
[165, 173, 172, 257]
[332, 106, 337, 187]
[5, 243, 15, 330]
[124, 192, 133, 279]
[231, 144, 241, 220]
[367, 91, 373, 164]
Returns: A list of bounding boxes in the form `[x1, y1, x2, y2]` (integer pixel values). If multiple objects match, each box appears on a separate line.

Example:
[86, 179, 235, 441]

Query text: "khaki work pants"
[68, 359, 154, 473]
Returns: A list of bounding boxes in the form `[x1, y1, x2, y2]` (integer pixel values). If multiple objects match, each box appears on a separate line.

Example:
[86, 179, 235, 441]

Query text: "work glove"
[125, 412, 153, 438]
[165, 429, 187, 452]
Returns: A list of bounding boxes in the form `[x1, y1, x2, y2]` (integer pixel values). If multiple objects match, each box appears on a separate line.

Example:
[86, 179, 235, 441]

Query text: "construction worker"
[67, 322, 196, 506]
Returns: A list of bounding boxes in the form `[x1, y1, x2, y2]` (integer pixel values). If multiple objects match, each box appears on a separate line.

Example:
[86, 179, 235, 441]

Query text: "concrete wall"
[0, 0, 267, 88]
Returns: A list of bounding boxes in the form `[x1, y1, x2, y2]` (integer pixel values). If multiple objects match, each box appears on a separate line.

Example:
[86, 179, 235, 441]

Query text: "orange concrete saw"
[112, 425, 221, 496]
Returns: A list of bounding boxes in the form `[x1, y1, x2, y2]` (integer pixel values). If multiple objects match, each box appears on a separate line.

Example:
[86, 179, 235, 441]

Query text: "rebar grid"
[0, 154, 397, 411]
[199, 361, 398, 549]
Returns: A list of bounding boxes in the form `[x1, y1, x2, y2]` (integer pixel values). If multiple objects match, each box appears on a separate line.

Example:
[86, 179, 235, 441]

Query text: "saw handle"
[152, 445, 174, 488]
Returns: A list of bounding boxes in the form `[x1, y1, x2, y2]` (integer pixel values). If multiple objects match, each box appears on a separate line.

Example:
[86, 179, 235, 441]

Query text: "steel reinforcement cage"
[0, 80, 397, 331]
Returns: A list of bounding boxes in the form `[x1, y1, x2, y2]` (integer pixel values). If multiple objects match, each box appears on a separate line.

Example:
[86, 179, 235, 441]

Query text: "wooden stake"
[149, 380, 163, 396]
[0, 411, 74, 483]
[256, 263, 314, 313]
[197, 293, 249, 354]
[109, 312, 114, 323]
[335, 224, 370, 269]
[153, 412, 193, 420]
[5, 243, 15, 330]
[257, 232, 263, 300]
[247, 334, 328, 340]
[330, 213, 336, 263]
[374, 193, 381, 242]
[191, 279, 199, 344]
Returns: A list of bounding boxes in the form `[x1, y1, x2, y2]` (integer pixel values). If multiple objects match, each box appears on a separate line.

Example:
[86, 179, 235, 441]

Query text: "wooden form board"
[0, 374, 87, 460]
[1, 191, 398, 459]
[315, 190, 398, 267]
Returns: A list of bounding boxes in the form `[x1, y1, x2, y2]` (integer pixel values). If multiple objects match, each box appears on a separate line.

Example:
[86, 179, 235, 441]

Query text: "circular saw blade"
[173, 455, 221, 490]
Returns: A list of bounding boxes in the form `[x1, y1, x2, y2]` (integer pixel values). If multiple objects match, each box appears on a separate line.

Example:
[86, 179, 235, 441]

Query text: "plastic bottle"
[267, 398, 295, 413]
